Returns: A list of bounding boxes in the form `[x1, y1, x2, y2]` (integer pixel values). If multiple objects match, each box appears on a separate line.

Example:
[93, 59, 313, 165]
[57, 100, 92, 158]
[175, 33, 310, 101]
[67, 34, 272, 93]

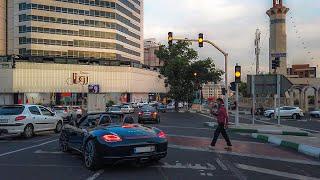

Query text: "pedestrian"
[209, 98, 232, 150]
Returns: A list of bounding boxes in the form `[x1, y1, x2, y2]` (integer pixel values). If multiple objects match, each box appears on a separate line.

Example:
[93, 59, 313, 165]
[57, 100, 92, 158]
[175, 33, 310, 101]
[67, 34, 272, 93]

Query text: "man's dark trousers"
[211, 123, 232, 146]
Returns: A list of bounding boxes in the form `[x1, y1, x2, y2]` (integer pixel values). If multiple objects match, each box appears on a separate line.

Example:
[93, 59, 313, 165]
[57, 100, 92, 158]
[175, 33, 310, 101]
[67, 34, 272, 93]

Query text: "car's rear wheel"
[59, 131, 70, 152]
[23, 124, 34, 138]
[84, 139, 101, 170]
[138, 119, 143, 124]
[292, 114, 300, 120]
[54, 121, 63, 133]
[269, 113, 274, 119]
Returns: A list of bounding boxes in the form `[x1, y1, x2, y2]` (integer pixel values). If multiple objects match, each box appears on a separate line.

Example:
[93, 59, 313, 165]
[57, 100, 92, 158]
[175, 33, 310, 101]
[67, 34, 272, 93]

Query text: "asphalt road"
[0, 112, 319, 180]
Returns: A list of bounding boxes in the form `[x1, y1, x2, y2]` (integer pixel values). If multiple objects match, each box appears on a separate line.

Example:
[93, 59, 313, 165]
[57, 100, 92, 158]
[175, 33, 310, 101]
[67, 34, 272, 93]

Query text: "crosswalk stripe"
[216, 158, 228, 170]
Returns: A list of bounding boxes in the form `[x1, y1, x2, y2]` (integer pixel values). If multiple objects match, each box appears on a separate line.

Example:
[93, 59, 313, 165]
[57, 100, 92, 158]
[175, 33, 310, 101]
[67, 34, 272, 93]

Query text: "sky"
[143, 0, 320, 80]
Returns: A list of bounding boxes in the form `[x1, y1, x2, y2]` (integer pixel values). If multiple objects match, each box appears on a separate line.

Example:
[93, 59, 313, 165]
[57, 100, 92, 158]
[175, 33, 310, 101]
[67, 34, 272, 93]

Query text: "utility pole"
[277, 74, 281, 125]
[255, 29, 261, 75]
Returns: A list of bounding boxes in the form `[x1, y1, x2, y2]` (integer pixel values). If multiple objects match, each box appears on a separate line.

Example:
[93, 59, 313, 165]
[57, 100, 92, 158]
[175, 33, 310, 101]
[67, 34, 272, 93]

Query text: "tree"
[238, 82, 249, 97]
[155, 41, 223, 110]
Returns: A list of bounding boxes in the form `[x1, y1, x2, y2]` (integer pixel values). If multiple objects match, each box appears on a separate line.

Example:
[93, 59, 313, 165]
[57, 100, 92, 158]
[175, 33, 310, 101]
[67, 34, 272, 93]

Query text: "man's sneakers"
[208, 145, 215, 150]
[224, 146, 232, 151]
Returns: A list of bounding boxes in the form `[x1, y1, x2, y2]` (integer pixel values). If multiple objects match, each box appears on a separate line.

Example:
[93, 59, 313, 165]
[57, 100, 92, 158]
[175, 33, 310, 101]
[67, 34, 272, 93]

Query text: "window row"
[19, 2, 140, 31]
[18, 14, 140, 40]
[18, 26, 140, 48]
[54, 0, 140, 22]
[19, 37, 141, 57]
[118, 0, 140, 14]
[19, 48, 117, 60]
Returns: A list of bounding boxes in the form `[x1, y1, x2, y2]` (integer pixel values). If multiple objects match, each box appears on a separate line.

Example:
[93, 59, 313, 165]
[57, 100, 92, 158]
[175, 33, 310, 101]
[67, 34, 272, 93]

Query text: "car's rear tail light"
[101, 134, 122, 142]
[15, 116, 26, 121]
[122, 124, 134, 128]
[153, 112, 157, 115]
[138, 112, 143, 115]
[157, 131, 166, 139]
[64, 110, 68, 113]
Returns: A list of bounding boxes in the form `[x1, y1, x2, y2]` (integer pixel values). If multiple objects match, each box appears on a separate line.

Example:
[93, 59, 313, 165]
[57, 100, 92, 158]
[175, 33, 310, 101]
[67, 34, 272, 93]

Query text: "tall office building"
[2, 0, 144, 63]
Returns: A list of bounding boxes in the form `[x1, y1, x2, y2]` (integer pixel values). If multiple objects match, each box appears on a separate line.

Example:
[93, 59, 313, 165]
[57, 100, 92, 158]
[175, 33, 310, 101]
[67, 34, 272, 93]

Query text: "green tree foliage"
[155, 41, 223, 105]
[239, 82, 249, 97]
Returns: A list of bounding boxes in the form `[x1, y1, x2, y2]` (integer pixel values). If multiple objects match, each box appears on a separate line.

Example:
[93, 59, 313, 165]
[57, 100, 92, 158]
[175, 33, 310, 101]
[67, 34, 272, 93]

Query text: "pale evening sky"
[144, 0, 320, 79]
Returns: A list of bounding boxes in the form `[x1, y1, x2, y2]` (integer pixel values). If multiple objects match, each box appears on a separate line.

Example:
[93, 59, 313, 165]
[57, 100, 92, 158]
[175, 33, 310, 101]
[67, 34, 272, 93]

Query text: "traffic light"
[198, 33, 204, 47]
[230, 82, 236, 92]
[275, 57, 280, 67]
[235, 65, 241, 83]
[168, 32, 173, 47]
[272, 57, 280, 70]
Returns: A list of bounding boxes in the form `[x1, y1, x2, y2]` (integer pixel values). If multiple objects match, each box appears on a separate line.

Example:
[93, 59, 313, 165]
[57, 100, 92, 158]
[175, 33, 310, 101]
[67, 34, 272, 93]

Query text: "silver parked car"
[53, 106, 77, 123]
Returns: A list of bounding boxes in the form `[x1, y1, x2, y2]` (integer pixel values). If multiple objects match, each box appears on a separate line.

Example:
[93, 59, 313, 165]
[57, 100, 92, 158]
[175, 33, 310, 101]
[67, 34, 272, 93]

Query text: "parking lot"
[1, 112, 320, 180]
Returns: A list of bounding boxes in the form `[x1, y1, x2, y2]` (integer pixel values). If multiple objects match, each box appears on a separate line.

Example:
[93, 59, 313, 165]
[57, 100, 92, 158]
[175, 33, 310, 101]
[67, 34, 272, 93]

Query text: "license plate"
[134, 146, 155, 153]
[0, 119, 8, 123]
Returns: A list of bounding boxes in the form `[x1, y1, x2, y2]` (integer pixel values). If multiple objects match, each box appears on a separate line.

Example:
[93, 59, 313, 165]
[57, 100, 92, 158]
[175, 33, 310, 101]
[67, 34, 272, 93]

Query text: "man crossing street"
[209, 98, 232, 150]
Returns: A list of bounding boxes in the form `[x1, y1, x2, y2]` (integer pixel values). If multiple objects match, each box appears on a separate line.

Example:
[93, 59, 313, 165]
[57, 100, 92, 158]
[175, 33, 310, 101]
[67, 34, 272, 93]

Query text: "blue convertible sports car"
[59, 112, 168, 170]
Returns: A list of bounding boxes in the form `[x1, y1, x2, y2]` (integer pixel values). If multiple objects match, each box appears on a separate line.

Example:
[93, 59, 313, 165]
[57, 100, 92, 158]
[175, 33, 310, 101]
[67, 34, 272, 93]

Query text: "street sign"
[271, 53, 286, 58]
[247, 74, 293, 96]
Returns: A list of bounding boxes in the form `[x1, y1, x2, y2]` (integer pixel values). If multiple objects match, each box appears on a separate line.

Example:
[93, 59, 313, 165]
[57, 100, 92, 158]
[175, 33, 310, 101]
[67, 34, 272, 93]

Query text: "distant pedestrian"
[209, 98, 232, 150]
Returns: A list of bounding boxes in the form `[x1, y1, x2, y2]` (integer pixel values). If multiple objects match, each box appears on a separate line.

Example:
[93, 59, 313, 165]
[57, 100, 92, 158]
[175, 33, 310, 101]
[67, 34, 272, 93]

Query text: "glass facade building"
[3, 0, 144, 63]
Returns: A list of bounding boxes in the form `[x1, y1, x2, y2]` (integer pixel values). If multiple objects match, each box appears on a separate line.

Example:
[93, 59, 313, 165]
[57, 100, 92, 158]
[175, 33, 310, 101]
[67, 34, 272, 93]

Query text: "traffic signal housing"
[230, 82, 236, 92]
[168, 32, 173, 47]
[198, 33, 204, 47]
[272, 57, 280, 70]
[235, 65, 241, 83]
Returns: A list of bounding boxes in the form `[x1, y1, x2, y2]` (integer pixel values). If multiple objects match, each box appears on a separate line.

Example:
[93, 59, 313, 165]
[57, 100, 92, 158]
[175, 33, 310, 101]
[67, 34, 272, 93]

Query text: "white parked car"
[264, 106, 304, 119]
[166, 103, 175, 110]
[137, 102, 148, 108]
[72, 106, 83, 118]
[121, 105, 135, 113]
[53, 106, 77, 122]
[106, 105, 122, 113]
[309, 109, 320, 118]
[0, 105, 63, 138]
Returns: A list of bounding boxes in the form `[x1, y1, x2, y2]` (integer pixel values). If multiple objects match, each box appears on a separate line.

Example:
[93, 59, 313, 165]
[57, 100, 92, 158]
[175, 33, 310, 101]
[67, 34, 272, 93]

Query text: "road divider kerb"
[252, 133, 320, 159]
[203, 122, 310, 136]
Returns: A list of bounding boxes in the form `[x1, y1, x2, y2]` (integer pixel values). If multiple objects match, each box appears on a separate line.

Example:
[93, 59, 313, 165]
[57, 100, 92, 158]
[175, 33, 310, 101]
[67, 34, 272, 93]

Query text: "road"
[0, 112, 320, 180]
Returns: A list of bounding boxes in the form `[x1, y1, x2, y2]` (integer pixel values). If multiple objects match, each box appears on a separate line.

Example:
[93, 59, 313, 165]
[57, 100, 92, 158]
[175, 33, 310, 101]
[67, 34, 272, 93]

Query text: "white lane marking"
[0, 163, 81, 168]
[216, 158, 228, 171]
[34, 150, 64, 154]
[86, 170, 104, 180]
[236, 163, 320, 180]
[156, 125, 210, 130]
[153, 162, 216, 171]
[168, 144, 320, 166]
[0, 139, 58, 157]
[200, 172, 206, 176]
[206, 173, 213, 176]
[206, 163, 216, 170]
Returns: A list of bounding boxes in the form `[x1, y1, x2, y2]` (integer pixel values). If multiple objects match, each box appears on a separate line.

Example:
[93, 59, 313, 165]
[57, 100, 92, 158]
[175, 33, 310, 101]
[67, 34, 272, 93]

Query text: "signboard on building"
[271, 53, 287, 58]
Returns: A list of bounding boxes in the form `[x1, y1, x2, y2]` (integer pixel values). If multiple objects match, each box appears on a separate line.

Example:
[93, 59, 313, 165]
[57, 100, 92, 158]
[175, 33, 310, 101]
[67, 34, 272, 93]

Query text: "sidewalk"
[204, 122, 310, 136]
[252, 133, 320, 159]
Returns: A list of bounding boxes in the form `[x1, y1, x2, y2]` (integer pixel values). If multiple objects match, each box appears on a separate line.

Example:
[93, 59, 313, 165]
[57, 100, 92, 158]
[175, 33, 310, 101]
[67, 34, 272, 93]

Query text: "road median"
[252, 133, 320, 159]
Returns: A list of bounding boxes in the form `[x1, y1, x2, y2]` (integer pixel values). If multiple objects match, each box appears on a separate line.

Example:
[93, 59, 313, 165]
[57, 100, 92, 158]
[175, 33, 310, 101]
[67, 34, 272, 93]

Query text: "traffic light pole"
[235, 82, 239, 126]
[277, 74, 281, 125]
[171, 38, 229, 114]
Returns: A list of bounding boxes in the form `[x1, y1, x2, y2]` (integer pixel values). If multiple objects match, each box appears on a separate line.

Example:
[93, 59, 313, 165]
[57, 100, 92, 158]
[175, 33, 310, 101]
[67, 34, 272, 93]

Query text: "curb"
[252, 133, 320, 159]
[203, 122, 309, 136]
